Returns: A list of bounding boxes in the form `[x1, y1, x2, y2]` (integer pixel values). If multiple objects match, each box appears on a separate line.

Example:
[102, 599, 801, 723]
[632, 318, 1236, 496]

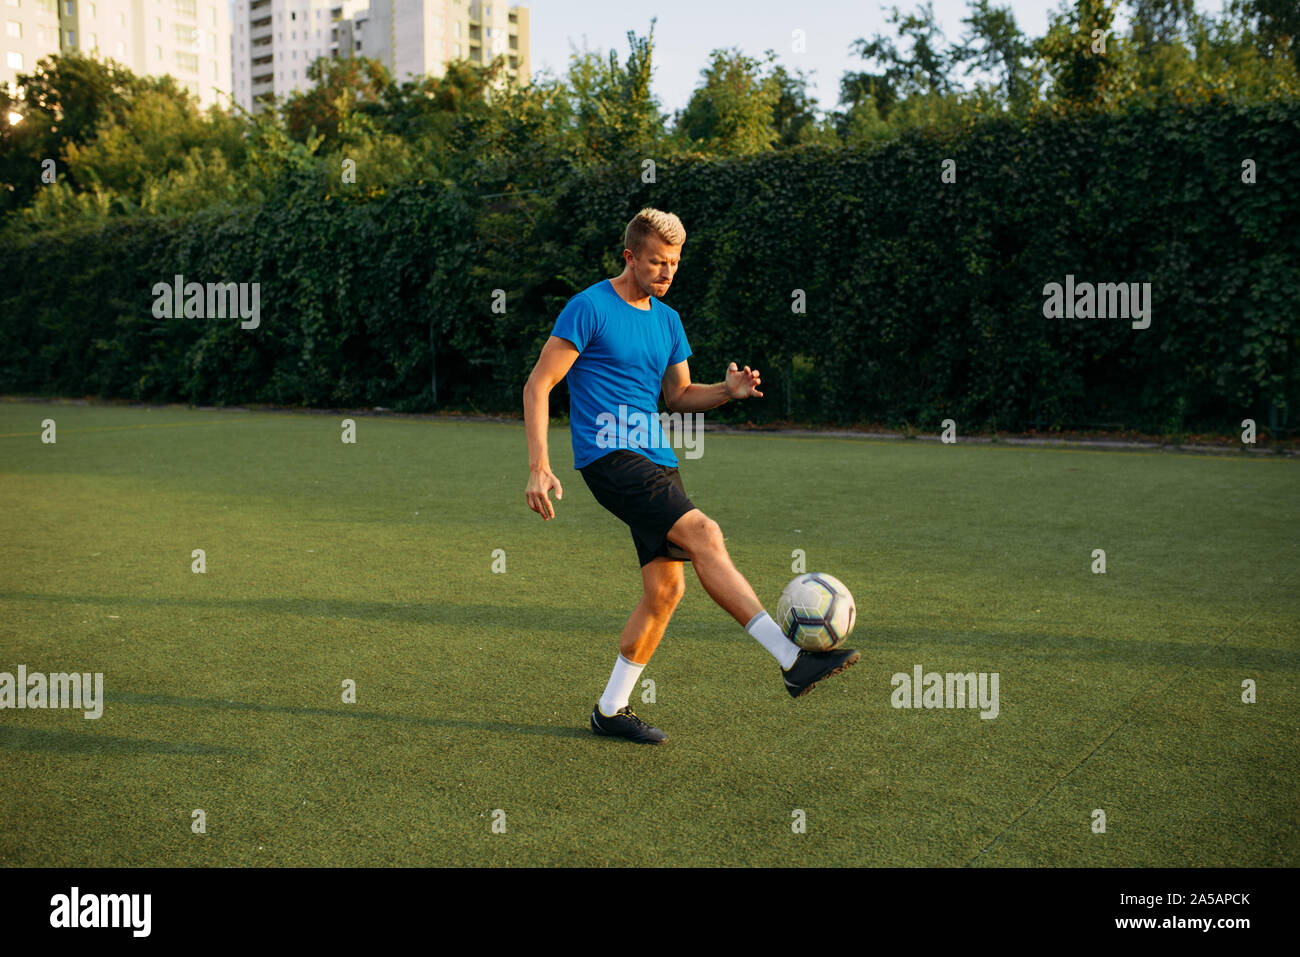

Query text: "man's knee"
[669, 509, 724, 557]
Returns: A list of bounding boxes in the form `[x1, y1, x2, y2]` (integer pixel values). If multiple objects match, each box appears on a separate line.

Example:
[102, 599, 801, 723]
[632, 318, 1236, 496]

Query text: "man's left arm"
[662, 360, 763, 413]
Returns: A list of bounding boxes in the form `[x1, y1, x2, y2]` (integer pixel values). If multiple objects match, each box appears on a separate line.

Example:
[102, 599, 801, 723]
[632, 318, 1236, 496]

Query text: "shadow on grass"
[5, 588, 1296, 672]
[103, 690, 590, 740]
[858, 626, 1300, 673]
[0, 591, 592, 632]
[0, 726, 256, 756]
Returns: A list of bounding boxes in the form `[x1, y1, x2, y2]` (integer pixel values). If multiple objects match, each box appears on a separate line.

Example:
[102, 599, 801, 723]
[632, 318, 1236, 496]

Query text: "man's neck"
[610, 274, 651, 311]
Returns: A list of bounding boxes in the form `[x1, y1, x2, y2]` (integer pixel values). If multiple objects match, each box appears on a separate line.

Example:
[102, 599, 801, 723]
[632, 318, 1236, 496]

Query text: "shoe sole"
[790, 650, 861, 699]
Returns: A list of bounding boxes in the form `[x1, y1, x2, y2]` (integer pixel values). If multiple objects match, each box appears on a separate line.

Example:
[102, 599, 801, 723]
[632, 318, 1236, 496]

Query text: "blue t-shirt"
[551, 279, 692, 469]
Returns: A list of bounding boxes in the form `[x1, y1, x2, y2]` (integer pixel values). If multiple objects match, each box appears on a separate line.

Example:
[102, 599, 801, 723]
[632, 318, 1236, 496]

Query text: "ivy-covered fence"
[2, 100, 1296, 433]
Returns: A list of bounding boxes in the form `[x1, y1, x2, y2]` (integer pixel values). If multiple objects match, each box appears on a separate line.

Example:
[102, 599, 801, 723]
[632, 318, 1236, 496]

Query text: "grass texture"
[0, 400, 1296, 866]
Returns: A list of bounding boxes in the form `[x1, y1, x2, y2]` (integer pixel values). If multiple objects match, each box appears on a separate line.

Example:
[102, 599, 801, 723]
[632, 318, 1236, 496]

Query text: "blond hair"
[624, 208, 686, 256]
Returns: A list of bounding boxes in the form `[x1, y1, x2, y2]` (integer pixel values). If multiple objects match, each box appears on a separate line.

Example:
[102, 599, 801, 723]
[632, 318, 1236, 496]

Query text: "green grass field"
[1, 399, 1296, 867]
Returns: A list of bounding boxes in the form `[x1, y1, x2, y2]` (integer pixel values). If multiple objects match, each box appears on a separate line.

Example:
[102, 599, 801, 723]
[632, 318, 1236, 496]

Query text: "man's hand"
[526, 467, 564, 521]
[725, 362, 763, 400]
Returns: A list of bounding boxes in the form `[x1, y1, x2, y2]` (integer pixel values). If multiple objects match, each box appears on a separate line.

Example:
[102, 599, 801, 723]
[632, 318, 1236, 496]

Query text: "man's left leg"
[591, 557, 684, 744]
[597, 557, 684, 715]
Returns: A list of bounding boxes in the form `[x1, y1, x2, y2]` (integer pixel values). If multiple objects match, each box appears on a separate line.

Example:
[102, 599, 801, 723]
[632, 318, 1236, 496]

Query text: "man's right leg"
[667, 508, 860, 697]
[664, 509, 762, 626]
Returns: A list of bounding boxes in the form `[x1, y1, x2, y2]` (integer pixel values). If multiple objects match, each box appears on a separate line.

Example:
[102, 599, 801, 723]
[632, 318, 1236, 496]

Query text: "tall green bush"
[2, 101, 1296, 434]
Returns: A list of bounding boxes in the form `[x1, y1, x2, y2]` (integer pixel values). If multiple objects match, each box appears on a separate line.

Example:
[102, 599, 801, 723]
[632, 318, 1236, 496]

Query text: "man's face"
[627, 237, 681, 298]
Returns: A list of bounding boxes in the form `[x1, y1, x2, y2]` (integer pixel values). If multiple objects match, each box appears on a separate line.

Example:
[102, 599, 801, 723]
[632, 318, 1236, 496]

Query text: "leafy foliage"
[0, 6, 1296, 434]
[1, 101, 1296, 434]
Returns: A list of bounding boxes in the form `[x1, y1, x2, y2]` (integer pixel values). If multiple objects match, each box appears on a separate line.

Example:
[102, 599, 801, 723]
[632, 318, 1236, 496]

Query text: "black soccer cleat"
[590, 704, 668, 744]
[782, 647, 861, 699]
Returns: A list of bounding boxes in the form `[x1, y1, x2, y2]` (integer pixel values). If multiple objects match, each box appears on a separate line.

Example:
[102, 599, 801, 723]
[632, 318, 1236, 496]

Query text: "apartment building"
[359, 0, 529, 86]
[231, 0, 368, 110]
[4, 0, 529, 113]
[231, 0, 528, 110]
[2, 0, 232, 109]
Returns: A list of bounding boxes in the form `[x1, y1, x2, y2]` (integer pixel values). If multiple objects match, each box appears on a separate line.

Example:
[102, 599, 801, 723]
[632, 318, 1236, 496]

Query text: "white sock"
[598, 654, 645, 716]
[747, 611, 800, 669]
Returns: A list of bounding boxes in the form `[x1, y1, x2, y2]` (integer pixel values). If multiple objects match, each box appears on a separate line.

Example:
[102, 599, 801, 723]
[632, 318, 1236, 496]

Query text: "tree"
[1126, 0, 1198, 94]
[673, 49, 779, 155]
[953, 0, 1034, 109]
[565, 20, 665, 164]
[850, 2, 956, 101]
[0, 53, 191, 209]
[64, 89, 247, 197]
[768, 61, 823, 148]
[284, 56, 390, 153]
[1038, 0, 1124, 109]
[1235, 0, 1300, 72]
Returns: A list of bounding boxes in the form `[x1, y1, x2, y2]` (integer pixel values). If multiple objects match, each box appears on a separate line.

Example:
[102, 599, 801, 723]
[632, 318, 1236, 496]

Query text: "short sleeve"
[551, 292, 599, 353]
[668, 311, 692, 365]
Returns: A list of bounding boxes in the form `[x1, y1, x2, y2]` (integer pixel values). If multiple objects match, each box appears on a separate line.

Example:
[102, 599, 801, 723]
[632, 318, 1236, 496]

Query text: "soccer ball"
[777, 573, 856, 652]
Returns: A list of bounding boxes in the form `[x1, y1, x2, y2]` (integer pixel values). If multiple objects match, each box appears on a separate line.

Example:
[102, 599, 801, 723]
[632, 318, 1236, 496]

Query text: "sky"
[521, 0, 1221, 120]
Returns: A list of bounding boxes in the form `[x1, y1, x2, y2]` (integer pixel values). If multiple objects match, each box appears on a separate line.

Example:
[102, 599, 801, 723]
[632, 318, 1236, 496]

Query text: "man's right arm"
[523, 335, 580, 521]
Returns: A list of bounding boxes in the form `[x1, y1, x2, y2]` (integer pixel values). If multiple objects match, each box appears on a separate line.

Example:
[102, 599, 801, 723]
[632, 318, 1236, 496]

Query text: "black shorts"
[579, 450, 697, 567]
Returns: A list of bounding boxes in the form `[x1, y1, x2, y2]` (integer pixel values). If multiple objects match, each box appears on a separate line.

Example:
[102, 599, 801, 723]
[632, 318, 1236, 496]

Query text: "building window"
[176, 51, 198, 72]
[154, 17, 160, 30]
[116, 12, 123, 25]
[174, 0, 195, 17]
[65, 28, 76, 46]
[65, 1, 75, 15]
[88, 1, 94, 16]
[6, 51, 21, 70]
[155, 45, 163, 60]
[5, 20, 19, 37]
[89, 32, 97, 49]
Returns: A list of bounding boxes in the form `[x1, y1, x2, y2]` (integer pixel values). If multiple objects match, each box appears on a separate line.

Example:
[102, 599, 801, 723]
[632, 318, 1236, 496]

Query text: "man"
[523, 208, 858, 744]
